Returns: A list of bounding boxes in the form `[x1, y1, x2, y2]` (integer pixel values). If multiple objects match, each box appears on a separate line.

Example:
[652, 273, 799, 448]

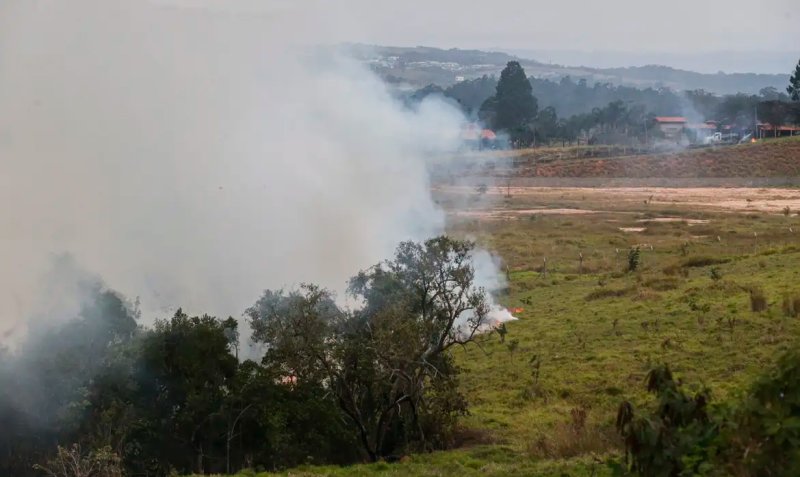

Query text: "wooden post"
[578, 252, 584, 275]
[541, 257, 548, 279]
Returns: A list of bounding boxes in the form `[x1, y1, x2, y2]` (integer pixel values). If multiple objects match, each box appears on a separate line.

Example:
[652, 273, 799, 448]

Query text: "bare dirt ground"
[437, 186, 800, 215]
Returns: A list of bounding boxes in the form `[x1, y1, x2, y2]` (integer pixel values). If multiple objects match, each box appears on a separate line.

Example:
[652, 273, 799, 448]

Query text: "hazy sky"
[348, 0, 798, 53]
[168, 0, 798, 53]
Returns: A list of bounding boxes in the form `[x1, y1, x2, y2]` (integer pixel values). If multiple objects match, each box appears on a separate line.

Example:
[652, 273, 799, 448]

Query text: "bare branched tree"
[34, 444, 123, 477]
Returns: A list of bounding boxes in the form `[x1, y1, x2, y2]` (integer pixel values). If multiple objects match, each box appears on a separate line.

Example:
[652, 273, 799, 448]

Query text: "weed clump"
[748, 287, 768, 312]
[529, 408, 617, 459]
[781, 293, 800, 317]
[635, 288, 662, 301]
[643, 277, 681, 291]
[681, 256, 730, 268]
[585, 287, 633, 301]
[663, 263, 689, 277]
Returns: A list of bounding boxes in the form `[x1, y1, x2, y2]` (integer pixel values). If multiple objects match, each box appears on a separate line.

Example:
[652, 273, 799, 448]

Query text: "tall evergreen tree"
[788, 58, 800, 101]
[480, 61, 538, 136]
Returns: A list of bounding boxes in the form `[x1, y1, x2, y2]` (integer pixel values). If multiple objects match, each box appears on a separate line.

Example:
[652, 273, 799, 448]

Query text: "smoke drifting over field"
[0, 1, 509, 345]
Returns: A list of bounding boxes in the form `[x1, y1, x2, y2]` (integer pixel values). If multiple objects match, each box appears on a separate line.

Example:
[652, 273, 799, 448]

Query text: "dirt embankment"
[499, 138, 800, 178]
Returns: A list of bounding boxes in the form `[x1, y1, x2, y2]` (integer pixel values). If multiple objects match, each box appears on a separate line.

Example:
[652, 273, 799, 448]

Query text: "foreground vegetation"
[1, 238, 498, 476]
[200, 192, 800, 476]
[6, 189, 800, 476]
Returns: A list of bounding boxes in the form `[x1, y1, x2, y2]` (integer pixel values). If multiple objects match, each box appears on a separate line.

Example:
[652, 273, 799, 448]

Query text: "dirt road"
[437, 186, 800, 214]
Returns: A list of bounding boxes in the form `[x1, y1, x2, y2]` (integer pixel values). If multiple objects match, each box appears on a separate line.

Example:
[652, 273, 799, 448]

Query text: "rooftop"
[654, 116, 687, 124]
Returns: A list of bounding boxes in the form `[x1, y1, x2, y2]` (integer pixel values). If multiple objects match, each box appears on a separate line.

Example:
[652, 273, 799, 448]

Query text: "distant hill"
[346, 45, 789, 95]
[590, 65, 790, 96]
[497, 48, 798, 76]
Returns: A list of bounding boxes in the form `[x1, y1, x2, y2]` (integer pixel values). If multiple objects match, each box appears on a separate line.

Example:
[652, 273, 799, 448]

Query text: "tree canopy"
[0, 236, 492, 476]
[479, 62, 538, 141]
[788, 57, 800, 101]
[248, 237, 489, 461]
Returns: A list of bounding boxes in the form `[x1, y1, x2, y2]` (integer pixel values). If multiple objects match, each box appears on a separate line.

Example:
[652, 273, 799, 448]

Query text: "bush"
[715, 347, 800, 476]
[34, 445, 123, 477]
[615, 366, 712, 477]
[627, 247, 641, 272]
[749, 287, 768, 312]
[616, 350, 800, 476]
[529, 407, 618, 459]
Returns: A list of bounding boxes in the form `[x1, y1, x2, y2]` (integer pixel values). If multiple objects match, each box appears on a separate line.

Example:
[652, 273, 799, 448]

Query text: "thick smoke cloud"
[0, 1, 506, 344]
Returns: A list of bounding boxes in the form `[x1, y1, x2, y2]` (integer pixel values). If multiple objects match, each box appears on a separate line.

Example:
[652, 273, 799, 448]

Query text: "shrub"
[748, 287, 768, 312]
[529, 408, 618, 459]
[34, 445, 123, 477]
[615, 366, 712, 477]
[715, 347, 800, 476]
[627, 247, 641, 272]
[617, 347, 800, 477]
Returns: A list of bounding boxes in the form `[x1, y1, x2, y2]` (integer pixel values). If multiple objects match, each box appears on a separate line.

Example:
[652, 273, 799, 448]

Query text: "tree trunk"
[196, 443, 204, 475]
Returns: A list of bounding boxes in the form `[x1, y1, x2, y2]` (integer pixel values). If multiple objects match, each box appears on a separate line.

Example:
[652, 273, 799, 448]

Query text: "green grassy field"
[210, 189, 800, 476]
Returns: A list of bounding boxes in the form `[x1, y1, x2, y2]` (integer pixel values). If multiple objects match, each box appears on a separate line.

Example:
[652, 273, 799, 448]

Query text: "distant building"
[686, 122, 717, 143]
[654, 117, 687, 140]
[462, 123, 499, 149]
[756, 123, 800, 138]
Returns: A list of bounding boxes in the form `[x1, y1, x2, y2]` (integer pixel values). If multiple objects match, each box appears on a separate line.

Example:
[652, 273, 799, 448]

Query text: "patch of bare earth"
[439, 186, 800, 215]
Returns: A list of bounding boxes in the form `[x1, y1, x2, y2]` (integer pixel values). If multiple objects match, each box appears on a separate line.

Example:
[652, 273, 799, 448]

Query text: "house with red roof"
[653, 116, 687, 140]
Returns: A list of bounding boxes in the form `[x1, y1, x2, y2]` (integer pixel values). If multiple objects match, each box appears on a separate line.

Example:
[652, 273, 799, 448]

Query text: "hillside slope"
[345, 45, 789, 94]
[509, 138, 800, 178]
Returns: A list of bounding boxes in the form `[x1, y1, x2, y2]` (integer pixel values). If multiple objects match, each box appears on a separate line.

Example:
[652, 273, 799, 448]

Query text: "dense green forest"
[408, 61, 800, 147]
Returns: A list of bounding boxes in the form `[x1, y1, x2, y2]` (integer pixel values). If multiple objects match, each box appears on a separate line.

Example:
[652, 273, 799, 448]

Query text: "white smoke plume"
[0, 0, 512, 346]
